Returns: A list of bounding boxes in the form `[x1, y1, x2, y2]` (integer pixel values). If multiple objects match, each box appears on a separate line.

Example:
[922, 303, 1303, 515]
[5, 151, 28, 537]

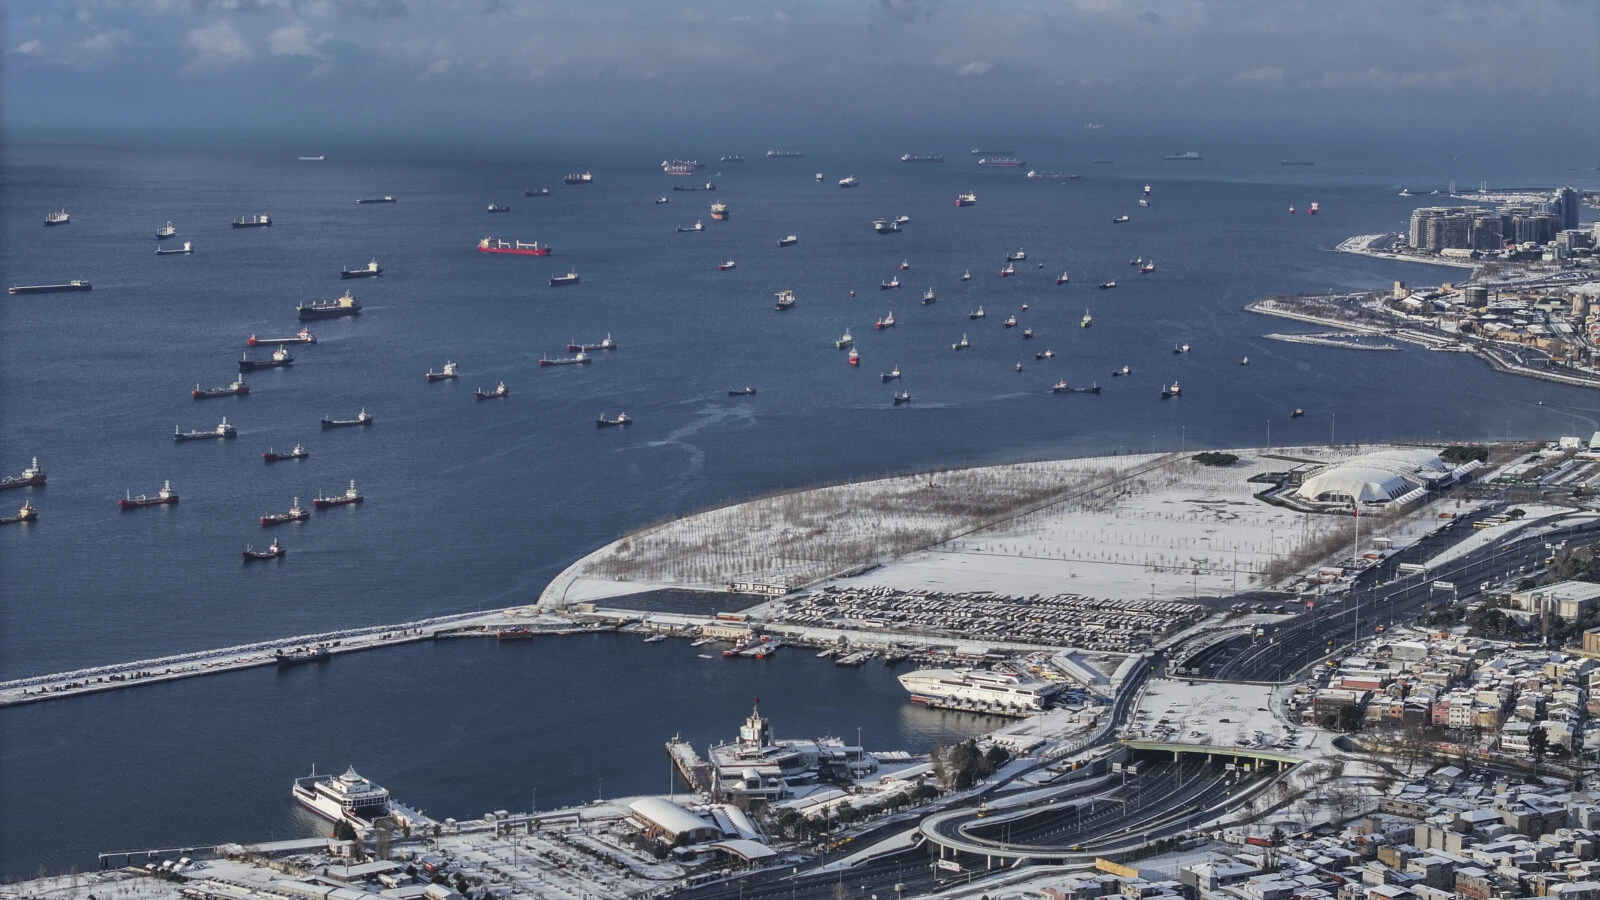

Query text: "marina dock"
[666, 737, 713, 793]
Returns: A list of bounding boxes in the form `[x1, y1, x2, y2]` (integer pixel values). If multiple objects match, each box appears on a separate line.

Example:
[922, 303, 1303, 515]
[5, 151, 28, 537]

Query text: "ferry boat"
[321, 409, 373, 428]
[1, 502, 37, 525]
[426, 361, 458, 381]
[673, 182, 716, 192]
[1161, 380, 1182, 398]
[898, 667, 1062, 713]
[313, 480, 364, 508]
[1034, 349, 1055, 360]
[952, 333, 969, 351]
[549, 271, 580, 287]
[922, 287, 937, 304]
[0, 457, 46, 490]
[880, 277, 901, 290]
[261, 499, 309, 526]
[1055, 272, 1070, 285]
[155, 241, 193, 255]
[1291, 408, 1305, 418]
[475, 382, 509, 400]
[44, 209, 70, 226]
[881, 365, 901, 382]
[710, 202, 728, 220]
[341, 260, 383, 279]
[976, 158, 1026, 167]
[1112, 365, 1131, 377]
[1003, 315, 1017, 328]
[1000, 263, 1015, 277]
[717, 260, 736, 271]
[729, 386, 757, 396]
[538, 352, 590, 367]
[1308, 202, 1320, 215]
[959, 271, 971, 282]
[174, 418, 236, 442]
[155, 221, 176, 239]
[563, 172, 593, 185]
[677, 221, 704, 233]
[720, 155, 745, 163]
[956, 192, 977, 207]
[356, 196, 396, 204]
[193, 376, 249, 399]
[596, 412, 632, 428]
[839, 175, 859, 188]
[297, 291, 362, 320]
[9, 280, 92, 295]
[774, 290, 796, 311]
[1081, 310, 1092, 328]
[875, 312, 895, 330]
[893, 391, 911, 405]
[1099, 280, 1117, 289]
[1113, 215, 1130, 223]
[487, 203, 510, 213]
[478, 237, 550, 255]
[766, 150, 804, 158]
[1006, 249, 1027, 262]
[233, 214, 272, 228]
[525, 187, 551, 197]
[242, 539, 286, 561]
[239, 346, 293, 371]
[1139, 261, 1155, 273]
[1026, 171, 1080, 181]
[873, 219, 901, 234]
[120, 481, 179, 508]
[847, 347, 860, 367]
[248, 328, 315, 347]
[835, 330, 854, 349]
[292, 767, 397, 829]
[968, 306, 985, 320]
[568, 335, 618, 352]
[901, 153, 944, 162]
[263, 445, 310, 462]
[1162, 151, 1203, 160]
[777, 235, 798, 247]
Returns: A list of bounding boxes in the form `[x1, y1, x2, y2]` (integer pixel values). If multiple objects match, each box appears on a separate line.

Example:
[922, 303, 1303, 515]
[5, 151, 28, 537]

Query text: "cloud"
[268, 23, 327, 57]
[880, 0, 939, 24]
[156, 0, 290, 11]
[79, 30, 132, 54]
[342, 0, 409, 19]
[1231, 65, 1284, 85]
[423, 58, 453, 78]
[13, 39, 42, 56]
[184, 21, 251, 71]
[956, 60, 991, 77]
[1137, 10, 1164, 25]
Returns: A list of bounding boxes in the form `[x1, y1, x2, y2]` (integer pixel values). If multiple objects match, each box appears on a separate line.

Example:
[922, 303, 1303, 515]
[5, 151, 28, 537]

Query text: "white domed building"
[1294, 449, 1449, 509]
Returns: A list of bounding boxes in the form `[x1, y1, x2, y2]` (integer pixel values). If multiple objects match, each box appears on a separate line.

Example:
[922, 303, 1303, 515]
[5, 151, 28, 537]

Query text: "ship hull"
[478, 246, 549, 256]
[8, 283, 92, 295]
[0, 476, 46, 491]
[298, 308, 361, 320]
[312, 497, 363, 509]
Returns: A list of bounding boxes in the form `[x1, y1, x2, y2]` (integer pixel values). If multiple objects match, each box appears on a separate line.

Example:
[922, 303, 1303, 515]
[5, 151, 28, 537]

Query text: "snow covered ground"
[1121, 678, 1331, 762]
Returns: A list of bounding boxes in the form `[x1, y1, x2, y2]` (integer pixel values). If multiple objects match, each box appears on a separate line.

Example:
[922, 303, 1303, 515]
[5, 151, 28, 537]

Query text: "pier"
[667, 737, 712, 793]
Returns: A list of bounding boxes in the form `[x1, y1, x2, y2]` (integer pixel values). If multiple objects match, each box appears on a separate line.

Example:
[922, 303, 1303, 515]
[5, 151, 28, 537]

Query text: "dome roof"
[1297, 467, 1414, 503]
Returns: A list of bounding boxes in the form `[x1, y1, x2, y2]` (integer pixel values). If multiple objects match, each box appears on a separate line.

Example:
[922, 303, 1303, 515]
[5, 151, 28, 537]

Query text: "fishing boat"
[1289, 206, 1296, 214]
[1099, 280, 1117, 289]
[193, 376, 249, 399]
[1174, 343, 1190, 354]
[426, 361, 459, 382]
[120, 481, 178, 508]
[1080, 310, 1093, 328]
[1055, 272, 1070, 285]
[538, 352, 590, 367]
[174, 418, 237, 442]
[1143, 184, 1153, 195]
[567, 335, 618, 352]
[815, 173, 824, 182]
[525, 187, 551, 197]
[1112, 215, 1130, 223]
[321, 409, 373, 428]
[1161, 380, 1182, 399]
[717, 260, 736, 271]
[677, 221, 704, 233]
[922, 287, 936, 305]
[1, 501, 38, 525]
[956, 192, 977, 207]
[881, 277, 901, 290]
[875, 312, 895, 330]
[1138, 198, 1149, 208]
[597, 412, 632, 428]
[341, 260, 383, 279]
[960, 271, 971, 282]
[1035, 349, 1055, 360]
[968, 306, 985, 320]
[728, 386, 757, 396]
[656, 197, 669, 205]
[242, 539, 286, 561]
[893, 391, 911, 405]
[549, 271, 580, 286]
[777, 235, 798, 247]
[881, 366, 901, 383]
[952, 333, 969, 351]
[247, 328, 316, 348]
[895, 215, 911, 225]
[1139, 261, 1156, 274]
[155, 241, 194, 255]
[156, 220, 177, 240]
[0, 457, 46, 490]
[475, 382, 509, 400]
[263, 445, 309, 462]
[1003, 315, 1017, 328]
[312, 480, 364, 508]
[835, 330, 854, 349]
[260, 498, 309, 526]
[238, 346, 293, 371]
[1308, 202, 1319, 215]
[999, 263, 1015, 277]
[1291, 408, 1305, 418]
[477, 238, 550, 256]
[774, 290, 796, 311]
[1112, 364, 1131, 377]
[1240, 357, 1250, 366]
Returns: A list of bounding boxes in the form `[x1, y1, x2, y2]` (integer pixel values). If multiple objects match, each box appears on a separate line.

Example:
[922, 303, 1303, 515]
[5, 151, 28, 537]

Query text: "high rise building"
[1408, 206, 1478, 251]
[1557, 187, 1581, 231]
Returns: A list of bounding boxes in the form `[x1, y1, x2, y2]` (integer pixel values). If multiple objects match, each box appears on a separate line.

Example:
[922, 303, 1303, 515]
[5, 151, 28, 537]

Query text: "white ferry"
[292, 766, 398, 828]
[897, 667, 1061, 713]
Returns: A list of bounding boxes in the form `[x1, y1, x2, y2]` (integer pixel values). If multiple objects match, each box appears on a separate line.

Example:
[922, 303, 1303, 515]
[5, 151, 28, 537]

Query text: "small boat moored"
[1055, 272, 1070, 285]
[952, 333, 970, 351]
[921, 287, 936, 305]
[1161, 380, 1182, 399]
[717, 260, 736, 271]
[881, 366, 901, 382]
[835, 330, 854, 349]
[999, 264, 1015, 277]
[881, 277, 901, 290]
[1081, 310, 1093, 328]
[1099, 280, 1117, 289]
[1035, 349, 1055, 360]
[893, 391, 911, 405]
[1112, 215, 1130, 223]
[848, 347, 860, 367]
[1003, 315, 1017, 328]
[777, 235, 799, 247]
[875, 312, 895, 330]
[1291, 408, 1306, 418]
[968, 306, 985, 320]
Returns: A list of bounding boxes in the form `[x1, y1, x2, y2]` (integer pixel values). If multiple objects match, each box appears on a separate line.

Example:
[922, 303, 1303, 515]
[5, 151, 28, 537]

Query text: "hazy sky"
[5, 0, 1596, 141]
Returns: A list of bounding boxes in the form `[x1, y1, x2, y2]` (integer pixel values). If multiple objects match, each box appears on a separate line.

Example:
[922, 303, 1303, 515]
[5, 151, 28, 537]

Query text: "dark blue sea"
[2, 129, 1595, 876]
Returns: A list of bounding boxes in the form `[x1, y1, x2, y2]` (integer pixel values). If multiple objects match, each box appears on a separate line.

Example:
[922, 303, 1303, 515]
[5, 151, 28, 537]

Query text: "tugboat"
[956, 192, 977, 207]
[1022, 327, 1034, 339]
[1099, 280, 1117, 289]
[477, 238, 550, 256]
[239, 346, 294, 371]
[155, 221, 177, 240]
[260, 498, 310, 526]
[968, 306, 985, 320]
[1002, 315, 1017, 328]
[45, 209, 71, 226]
[1006, 250, 1027, 262]
[1160, 380, 1182, 399]
[893, 391, 911, 405]
[717, 260, 736, 271]
[356, 195, 397, 204]
[1000, 263, 1015, 277]
[321, 409, 374, 428]
[0, 501, 38, 525]
[567, 335, 618, 352]
[297, 291, 362, 320]
[248, 328, 316, 347]
[875, 312, 895, 330]
[952, 333, 970, 351]
[777, 235, 799, 247]
[1112, 364, 1131, 377]
[880, 277, 901, 290]
[242, 539, 287, 561]
[1035, 349, 1055, 360]
[425, 361, 459, 382]
[548, 271, 580, 286]
[1056, 272, 1070, 285]
[475, 382, 510, 400]
[728, 386, 757, 396]
[174, 418, 237, 441]
[1081, 310, 1093, 328]
[525, 187, 551, 197]
[263, 445, 310, 462]
[0, 457, 46, 490]
[922, 287, 936, 305]
[677, 221, 704, 233]
[538, 352, 590, 367]
[487, 203, 510, 213]
[193, 376, 249, 399]
[835, 330, 854, 349]
[341, 260, 383, 279]
[710, 202, 729, 220]
[774, 290, 796, 311]
[233, 214, 272, 228]
[155, 241, 194, 255]
[121, 481, 179, 508]
[847, 347, 860, 367]
[563, 172, 594, 185]
[596, 412, 632, 428]
[312, 480, 364, 508]
[881, 366, 901, 383]
[1291, 408, 1306, 418]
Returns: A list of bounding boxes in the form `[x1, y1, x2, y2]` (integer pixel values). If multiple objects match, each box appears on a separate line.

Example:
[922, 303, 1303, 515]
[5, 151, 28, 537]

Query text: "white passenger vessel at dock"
[897, 667, 1061, 715]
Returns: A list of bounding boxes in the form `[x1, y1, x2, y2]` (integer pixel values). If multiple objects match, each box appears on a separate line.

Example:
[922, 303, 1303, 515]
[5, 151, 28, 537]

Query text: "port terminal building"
[706, 703, 875, 801]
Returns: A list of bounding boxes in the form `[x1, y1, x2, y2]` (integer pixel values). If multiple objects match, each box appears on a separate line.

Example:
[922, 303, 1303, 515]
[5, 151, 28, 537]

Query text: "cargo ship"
[1112, 215, 1130, 223]
[970, 148, 1014, 156]
[475, 382, 509, 400]
[263, 445, 309, 462]
[193, 377, 249, 399]
[777, 235, 798, 247]
[356, 195, 396, 204]
[921, 287, 936, 305]
[662, 159, 704, 169]
[881, 365, 901, 381]
[710, 202, 728, 220]
[674, 182, 716, 192]
[277, 646, 331, 665]
[677, 221, 704, 233]
[538, 350, 591, 367]
[563, 171, 593, 185]
[729, 386, 757, 396]
[487, 203, 510, 213]
[765, 150, 804, 158]
[525, 187, 551, 197]
[1161, 380, 1182, 399]
[596, 412, 631, 428]
[321, 409, 373, 428]
[156, 221, 177, 239]
[1162, 151, 1203, 161]
[720, 154, 745, 163]
[568, 335, 617, 352]
[956, 192, 977, 207]
[261, 499, 309, 526]
[893, 391, 911, 405]
[341, 260, 383, 278]
[248, 328, 315, 346]
[174, 418, 236, 442]
[976, 157, 1025, 167]
[969, 306, 986, 320]
[478, 237, 550, 256]
[900, 153, 944, 162]
[233, 214, 272, 228]
[0, 457, 46, 490]
[9, 280, 92, 295]
[873, 219, 901, 234]
[1026, 171, 1080, 181]
[0, 502, 37, 525]
[156, 241, 193, 255]
[549, 271, 580, 286]
[242, 539, 286, 561]
[313, 480, 364, 508]
[662, 163, 696, 176]
[239, 346, 293, 370]
[120, 481, 179, 508]
[425, 361, 458, 382]
[297, 291, 362, 320]
[44, 209, 70, 226]
[880, 277, 901, 290]
[1281, 160, 1316, 166]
